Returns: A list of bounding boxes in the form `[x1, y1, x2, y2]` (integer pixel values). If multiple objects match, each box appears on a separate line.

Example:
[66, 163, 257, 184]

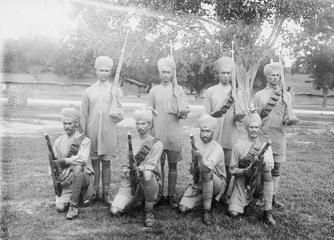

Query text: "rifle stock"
[190, 134, 200, 184]
[109, 30, 129, 119]
[44, 133, 62, 197]
[128, 132, 137, 195]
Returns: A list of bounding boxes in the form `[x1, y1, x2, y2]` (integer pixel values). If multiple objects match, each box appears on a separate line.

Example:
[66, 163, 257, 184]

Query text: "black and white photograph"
[1, 0, 333, 239]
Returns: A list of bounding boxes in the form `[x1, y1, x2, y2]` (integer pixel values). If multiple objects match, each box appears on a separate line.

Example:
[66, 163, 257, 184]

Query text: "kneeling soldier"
[228, 110, 276, 225]
[110, 107, 163, 227]
[53, 107, 95, 220]
[179, 114, 227, 225]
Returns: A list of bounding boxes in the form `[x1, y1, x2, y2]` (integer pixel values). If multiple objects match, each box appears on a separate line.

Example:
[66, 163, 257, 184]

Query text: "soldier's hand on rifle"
[57, 158, 67, 168]
[286, 116, 299, 126]
[243, 161, 254, 177]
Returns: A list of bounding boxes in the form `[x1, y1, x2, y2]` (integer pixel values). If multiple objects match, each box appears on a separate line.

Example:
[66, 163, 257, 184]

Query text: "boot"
[167, 195, 179, 208]
[263, 210, 276, 225]
[144, 210, 155, 227]
[272, 195, 284, 209]
[202, 210, 214, 226]
[102, 192, 113, 206]
[66, 205, 79, 220]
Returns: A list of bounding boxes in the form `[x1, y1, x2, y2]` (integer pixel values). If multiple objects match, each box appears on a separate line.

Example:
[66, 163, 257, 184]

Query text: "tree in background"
[3, 0, 333, 102]
[292, 3, 334, 107]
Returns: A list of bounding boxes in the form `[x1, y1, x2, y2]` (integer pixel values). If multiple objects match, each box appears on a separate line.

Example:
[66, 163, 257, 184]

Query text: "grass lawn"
[1, 104, 334, 240]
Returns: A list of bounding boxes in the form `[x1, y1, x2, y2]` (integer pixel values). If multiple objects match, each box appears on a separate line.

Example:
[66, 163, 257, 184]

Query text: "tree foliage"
[3, 0, 333, 100]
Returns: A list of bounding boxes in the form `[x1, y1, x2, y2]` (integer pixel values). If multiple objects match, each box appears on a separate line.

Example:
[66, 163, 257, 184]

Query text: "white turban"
[157, 57, 176, 71]
[214, 57, 235, 72]
[263, 62, 283, 77]
[95, 56, 113, 69]
[61, 107, 80, 122]
[198, 114, 217, 131]
[133, 106, 158, 122]
[244, 112, 262, 127]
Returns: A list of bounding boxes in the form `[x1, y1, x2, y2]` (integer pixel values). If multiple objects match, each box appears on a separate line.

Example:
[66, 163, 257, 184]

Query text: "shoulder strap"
[66, 134, 87, 158]
[210, 90, 234, 118]
[134, 137, 159, 165]
[259, 88, 282, 119]
[238, 141, 263, 168]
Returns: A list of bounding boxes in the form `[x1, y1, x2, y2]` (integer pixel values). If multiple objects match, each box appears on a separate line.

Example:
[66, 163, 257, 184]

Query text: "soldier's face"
[159, 66, 173, 84]
[200, 128, 214, 144]
[96, 66, 112, 82]
[63, 120, 76, 136]
[216, 66, 232, 85]
[267, 70, 280, 86]
[247, 122, 260, 139]
[136, 120, 151, 136]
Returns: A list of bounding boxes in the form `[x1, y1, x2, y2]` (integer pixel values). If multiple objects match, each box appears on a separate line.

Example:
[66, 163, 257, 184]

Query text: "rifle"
[278, 46, 299, 126]
[109, 29, 129, 120]
[190, 134, 200, 185]
[128, 132, 137, 195]
[169, 40, 189, 119]
[231, 40, 245, 121]
[44, 133, 62, 197]
[244, 140, 271, 200]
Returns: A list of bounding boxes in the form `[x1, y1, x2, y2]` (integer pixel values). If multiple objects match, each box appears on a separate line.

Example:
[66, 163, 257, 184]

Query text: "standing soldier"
[148, 57, 189, 208]
[80, 56, 124, 206]
[254, 62, 299, 208]
[204, 57, 245, 194]
[53, 107, 95, 220]
[110, 107, 163, 227]
[179, 114, 226, 225]
[228, 111, 276, 225]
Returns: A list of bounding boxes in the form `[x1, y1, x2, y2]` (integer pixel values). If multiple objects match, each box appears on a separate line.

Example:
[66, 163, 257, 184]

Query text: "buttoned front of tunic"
[197, 140, 226, 180]
[254, 87, 289, 156]
[80, 81, 122, 159]
[148, 83, 187, 152]
[204, 83, 237, 150]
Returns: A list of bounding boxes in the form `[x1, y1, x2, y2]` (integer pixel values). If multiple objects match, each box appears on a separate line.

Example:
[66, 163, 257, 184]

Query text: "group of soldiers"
[50, 53, 298, 227]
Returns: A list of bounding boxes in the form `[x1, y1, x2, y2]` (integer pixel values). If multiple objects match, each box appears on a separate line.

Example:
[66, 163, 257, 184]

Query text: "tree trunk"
[322, 85, 328, 108]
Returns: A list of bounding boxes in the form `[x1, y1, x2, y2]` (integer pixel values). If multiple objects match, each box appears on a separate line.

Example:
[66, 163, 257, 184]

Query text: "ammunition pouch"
[210, 92, 234, 118]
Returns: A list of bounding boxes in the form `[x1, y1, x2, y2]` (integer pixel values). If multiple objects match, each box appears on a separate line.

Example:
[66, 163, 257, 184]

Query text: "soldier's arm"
[148, 89, 155, 109]
[203, 89, 212, 114]
[138, 141, 163, 172]
[80, 92, 89, 134]
[229, 145, 246, 177]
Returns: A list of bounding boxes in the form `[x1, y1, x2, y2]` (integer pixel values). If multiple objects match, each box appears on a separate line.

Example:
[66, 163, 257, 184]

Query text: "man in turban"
[254, 62, 298, 209]
[228, 110, 276, 225]
[80, 56, 124, 206]
[53, 107, 95, 220]
[179, 114, 226, 226]
[148, 57, 189, 208]
[110, 107, 163, 227]
[204, 56, 245, 200]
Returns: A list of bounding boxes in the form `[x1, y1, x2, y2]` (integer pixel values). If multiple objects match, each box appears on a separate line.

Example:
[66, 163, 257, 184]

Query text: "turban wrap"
[133, 106, 158, 122]
[198, 114, 218, 131]
[213, 57, 235, 72]
[61, 107, 80, 122]
[263, 62, 283, 77]
[244, 111, 262, 127]
[94, 56, 114, 69]
[157, 57, 176, 71]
